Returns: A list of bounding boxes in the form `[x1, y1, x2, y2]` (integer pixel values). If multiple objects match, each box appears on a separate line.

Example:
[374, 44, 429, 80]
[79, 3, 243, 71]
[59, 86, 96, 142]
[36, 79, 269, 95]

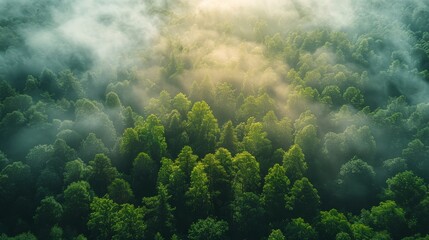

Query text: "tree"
[382, 157, 408, 179]
[132, 152, 157, 198]
[143, 184, 175, 239]
[175, 146, 198, 183]
[262, 111, 293, 150]
[212, 82, 237, 123]
[157, 158, 174, 187]
[238, 93, 275, 122]
[242, 122, 272, 173]
[285, 218, 317, 240]
[294, 124, 320, 161]
[283, 144, 308, 182]
[0, 161, 34, 224]
[165, 110, 187, 158]
[232, 151, 260, 193]
[105, 91, 122, 109]
[202, 153, 231, 216]
[63, 181, 91, 232]
[186, 101, 220, 156]
[138, 114, 167, 162]
[214, 148, 234, 178]
[268, 229, 285, 240]
[89, 154, 118, 195]
[262, 164, 290, 225]
[49, 139, 77, 173]
[167, 165, 188, 232]
[33, 196, 63, 238]
[58, 70, 84, 100]
[316, 209, 352, 240]
[337, 158, 376, 212]
[88, 197, 119, 240]
[108, 178, 134, 204]
[112, 204, 145, 240]
[385, 171, 427, 210]
[231, 192, 265, 239]
[217, 121, 239, 155]
[343, 87, 364, 108]
[350, 223, 377, 240]
[186, 163, 212, 220]
[172, 92, 191, 117]
[79, 133, 109, 163]
[364, 200, 408, 239]
[63, 159, 90, 185]
[74, 99, 117, 147]
[288, 177, 320, 221]
[187, 217, 228, 240]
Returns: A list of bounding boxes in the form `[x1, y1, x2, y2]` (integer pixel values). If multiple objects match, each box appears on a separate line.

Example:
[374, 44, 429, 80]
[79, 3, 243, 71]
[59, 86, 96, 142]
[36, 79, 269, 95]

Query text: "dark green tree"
[337, 158, 376, 211]
[33, 196, 63, 238]
[63, 159, 90, 185]
[316, 209, 352, 240]
[88, 197, 119, 240]
[284, 218, 317, 240]
[186, 163, 212, 220]
[385, 171, 427, 210]
[63, 181, 91, 232]
[287, 177, 320, 221]
[187, 217, 228, 240]
[283, 144, 308, 182]
[232, 151, 260, 194]
[217, 121, 239, 155]
[202, 153, 231, 216]
[79, 133, 109, 163]
[231, 192, 265, 239]
[268, 229, 285, 240]
[186, 101, 220, 156]
[112, 204, 145, 240]
[262, 164, 290, 225]
[108, 178, 134, 204]
[132, 152, 157, 198]
[89, 154, 118, 195]
[143, 184, 175, 239]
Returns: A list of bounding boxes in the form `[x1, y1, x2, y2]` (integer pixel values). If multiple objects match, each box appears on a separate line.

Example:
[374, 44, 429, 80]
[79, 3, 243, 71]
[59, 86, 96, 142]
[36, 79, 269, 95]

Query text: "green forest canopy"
[1, 0, 429, 239]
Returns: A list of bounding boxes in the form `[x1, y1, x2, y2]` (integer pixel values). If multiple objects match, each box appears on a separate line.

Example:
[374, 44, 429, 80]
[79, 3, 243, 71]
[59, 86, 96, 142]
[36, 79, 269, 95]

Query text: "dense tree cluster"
[1, 0, 429, 239]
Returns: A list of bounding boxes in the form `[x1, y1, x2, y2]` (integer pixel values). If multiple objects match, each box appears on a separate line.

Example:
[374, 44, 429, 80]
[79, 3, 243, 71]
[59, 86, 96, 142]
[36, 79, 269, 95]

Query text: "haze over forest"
[1, 0, 429, 239]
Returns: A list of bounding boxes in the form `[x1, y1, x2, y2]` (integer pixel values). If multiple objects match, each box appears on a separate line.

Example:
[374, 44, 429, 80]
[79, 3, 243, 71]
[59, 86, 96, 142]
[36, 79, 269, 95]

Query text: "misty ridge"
[0, 0, 429, 239]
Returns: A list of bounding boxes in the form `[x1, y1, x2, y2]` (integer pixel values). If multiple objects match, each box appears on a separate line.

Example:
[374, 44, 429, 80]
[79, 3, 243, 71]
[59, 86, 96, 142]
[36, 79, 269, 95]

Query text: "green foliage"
[187, 217, 228, 240]
[185, 162, 212, 220]
[283, 144, 308, 182]
[364, 200, 408, 239]
[112, 204, 145, 240]
[262, 164, 290, 224]
[34, 196, 63, 227]
[1, 3, 429, 239]
[63, 181, 91, 232]
[268, 229, 285, 240]
[316, 209, 352, 240]
[232, 151, 260, 193]
[186, 101, 220, 156]
[107, 178, 134, 204]
[132, 152, 157, 198]
[285, 218, 317, 240]
[88, 197, 119, 240]
[385, 171, 427, 209]
[143, 184, 175, 238]
[231, 192, 265, 239]
[287, 177, 320, 221]
[89, 154, 118, 195]
[218, 121, 239, 155]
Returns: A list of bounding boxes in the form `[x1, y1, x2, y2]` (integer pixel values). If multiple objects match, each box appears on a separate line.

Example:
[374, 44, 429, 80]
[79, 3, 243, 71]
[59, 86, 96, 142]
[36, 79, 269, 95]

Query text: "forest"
[0, 0, 429, 239]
